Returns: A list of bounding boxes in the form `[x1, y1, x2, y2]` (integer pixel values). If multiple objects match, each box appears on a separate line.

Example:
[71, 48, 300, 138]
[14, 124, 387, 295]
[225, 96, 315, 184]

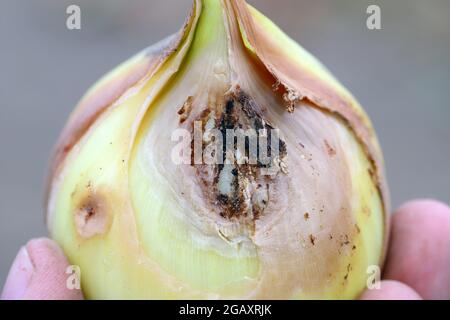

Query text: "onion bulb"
[46, 0, 389, 299]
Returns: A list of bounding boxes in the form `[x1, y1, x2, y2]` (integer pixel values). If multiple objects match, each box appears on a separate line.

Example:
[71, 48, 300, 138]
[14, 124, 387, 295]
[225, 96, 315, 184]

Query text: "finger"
[1, 238, 83, 300]
[360, 280, 422, 300]
[384, 199, 450, 300]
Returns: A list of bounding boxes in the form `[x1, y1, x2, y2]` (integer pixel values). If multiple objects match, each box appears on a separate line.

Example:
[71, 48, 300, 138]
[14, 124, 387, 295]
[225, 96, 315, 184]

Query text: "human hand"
[1, 199, 449, 300]
[1, 238, 83, 300]
[360, 199, 450, 300]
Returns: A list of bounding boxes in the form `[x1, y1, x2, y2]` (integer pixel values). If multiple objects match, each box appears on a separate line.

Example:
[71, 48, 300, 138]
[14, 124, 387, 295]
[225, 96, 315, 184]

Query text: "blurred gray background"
[1, 0, 449, 287]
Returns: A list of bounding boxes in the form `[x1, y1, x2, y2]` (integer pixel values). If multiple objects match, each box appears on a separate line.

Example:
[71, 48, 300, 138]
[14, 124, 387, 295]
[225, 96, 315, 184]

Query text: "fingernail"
[1, 246, 34, 300]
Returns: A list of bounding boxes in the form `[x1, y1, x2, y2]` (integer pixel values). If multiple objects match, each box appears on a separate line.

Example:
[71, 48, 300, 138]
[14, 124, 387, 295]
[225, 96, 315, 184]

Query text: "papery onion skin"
[46, 0, 389, 299]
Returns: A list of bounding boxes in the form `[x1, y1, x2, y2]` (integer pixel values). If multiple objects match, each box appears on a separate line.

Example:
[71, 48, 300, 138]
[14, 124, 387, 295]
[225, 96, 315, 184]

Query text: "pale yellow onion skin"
[46, 0, 389, 299]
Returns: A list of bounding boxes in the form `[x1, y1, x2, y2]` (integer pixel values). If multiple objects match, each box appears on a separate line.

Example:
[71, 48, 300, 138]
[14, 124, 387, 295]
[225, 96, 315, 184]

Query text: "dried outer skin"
[46, 0, 389, 299]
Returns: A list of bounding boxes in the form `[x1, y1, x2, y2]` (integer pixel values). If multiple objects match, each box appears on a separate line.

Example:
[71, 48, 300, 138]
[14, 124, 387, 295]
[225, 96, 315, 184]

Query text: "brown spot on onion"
[73, 189, 111, 239]
[324, 139, 336, 157]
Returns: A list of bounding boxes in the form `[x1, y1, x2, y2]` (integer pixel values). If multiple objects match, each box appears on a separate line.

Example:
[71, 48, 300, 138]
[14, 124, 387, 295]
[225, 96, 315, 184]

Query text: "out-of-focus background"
[1, 0, 449, 287]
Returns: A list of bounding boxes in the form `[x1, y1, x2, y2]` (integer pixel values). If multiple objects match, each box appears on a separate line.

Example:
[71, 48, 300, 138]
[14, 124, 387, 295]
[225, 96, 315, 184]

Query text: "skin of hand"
[361, 199, 450, 300]
[1, 199, 449, 300]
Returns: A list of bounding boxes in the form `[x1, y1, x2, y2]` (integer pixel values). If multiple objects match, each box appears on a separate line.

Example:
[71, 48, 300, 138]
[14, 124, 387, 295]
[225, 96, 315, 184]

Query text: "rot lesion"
[179, 89, 288, 222]
[71, 182, 112, 239]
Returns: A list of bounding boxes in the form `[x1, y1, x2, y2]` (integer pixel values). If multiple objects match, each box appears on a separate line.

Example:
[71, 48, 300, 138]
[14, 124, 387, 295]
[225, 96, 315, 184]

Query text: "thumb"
[1, 238, 84, 300]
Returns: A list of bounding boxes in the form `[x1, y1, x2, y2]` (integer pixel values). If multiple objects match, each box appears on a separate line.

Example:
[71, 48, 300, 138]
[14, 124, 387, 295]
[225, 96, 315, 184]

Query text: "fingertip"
[360, 280, 422, 300]
[23, 237, 84, 300]
[385, 199, 450, 300]
[24, 237, 67, 272]
[1, 246, 34, 300]
[2, 238, 83, 300]
[396, 199, 450, 219]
